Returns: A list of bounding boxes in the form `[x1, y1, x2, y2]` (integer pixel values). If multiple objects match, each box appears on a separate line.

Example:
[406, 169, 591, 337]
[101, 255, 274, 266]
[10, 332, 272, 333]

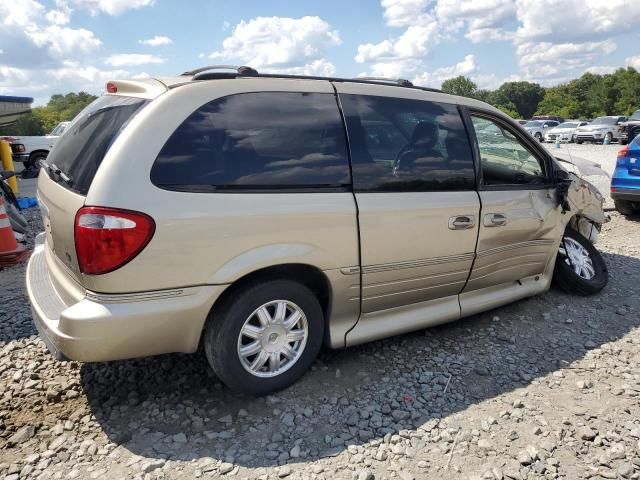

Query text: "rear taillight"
[617, 146, 629, 166]
[74, 207, 155, 275]
[617, 146, 629, 158]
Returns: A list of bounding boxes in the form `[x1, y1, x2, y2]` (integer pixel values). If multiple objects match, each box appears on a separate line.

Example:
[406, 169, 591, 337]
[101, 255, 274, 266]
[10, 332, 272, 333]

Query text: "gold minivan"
[27, 67, 608, 394]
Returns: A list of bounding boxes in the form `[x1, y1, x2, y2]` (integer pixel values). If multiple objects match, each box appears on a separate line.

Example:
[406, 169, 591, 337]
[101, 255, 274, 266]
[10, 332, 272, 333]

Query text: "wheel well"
[209, 263, 331, 326]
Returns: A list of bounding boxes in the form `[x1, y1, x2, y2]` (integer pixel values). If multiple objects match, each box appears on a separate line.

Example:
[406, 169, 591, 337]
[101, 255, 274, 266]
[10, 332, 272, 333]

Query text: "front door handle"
[448, 215, 476, 230]
[484, 213, 508, 227]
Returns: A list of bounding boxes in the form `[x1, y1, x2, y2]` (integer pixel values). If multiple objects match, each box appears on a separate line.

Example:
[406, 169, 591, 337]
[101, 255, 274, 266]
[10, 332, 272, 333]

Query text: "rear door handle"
[448, 215, 476, 230]
[484, 213, 508, 227]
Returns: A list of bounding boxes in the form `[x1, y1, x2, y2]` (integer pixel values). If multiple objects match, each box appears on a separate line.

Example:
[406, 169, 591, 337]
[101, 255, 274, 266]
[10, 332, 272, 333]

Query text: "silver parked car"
[27, 67, 609, 394]
[544, 120, 589, 143]
[524, 120, 561, 142]
[575, 116, 626, 144]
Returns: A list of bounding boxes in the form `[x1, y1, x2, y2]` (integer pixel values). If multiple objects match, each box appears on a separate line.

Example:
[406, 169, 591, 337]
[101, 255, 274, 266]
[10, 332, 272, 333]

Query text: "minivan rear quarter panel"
[83, 79, 360, 294]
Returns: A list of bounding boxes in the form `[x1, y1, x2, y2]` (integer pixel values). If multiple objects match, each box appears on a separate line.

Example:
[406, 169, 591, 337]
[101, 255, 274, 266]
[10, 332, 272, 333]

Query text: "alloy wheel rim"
[237, 300, 308, 378]
[559, 237, 596, 280]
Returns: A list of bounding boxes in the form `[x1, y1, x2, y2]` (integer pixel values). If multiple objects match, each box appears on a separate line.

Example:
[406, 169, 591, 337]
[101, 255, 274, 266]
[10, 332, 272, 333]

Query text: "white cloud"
[355, 14, 440, 76]
[25, 24, 101, 58]
[413, 54, 478, 87]
[0, 0, 45, 28]
[46, 1, 72, 25]
[64, 0, 154, 16]
[515, 0, 640, 43]
[263, 59, 337, 77]
[625, 56, 640, 70]
[210, 16, 341, 70]
[436, 0, 516, 43]
[381, 0, 430, 27]
[517, 40, 616, 80]
[0, 62, 130, 100]
[139, 35, 172, 46]
[105, 53, 165, 67]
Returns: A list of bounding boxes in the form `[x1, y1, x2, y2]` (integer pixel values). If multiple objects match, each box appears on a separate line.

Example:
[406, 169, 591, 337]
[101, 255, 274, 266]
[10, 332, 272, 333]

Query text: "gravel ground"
[1, 165, 639, 480]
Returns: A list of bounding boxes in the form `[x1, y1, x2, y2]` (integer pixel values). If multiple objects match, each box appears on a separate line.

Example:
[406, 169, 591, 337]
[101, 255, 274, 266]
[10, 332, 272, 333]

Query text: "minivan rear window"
[45, 95, 149, 195]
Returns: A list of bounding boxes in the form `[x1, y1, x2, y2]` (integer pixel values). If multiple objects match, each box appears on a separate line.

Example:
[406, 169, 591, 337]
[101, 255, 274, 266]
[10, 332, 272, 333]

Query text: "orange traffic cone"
[0, 196, 28, 266]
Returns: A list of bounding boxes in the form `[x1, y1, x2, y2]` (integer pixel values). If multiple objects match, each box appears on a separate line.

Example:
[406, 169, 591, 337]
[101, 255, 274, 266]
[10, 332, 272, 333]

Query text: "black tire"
[614, 199, 639, 215]
[534, 132, 543, 142]
[604, 132, 613, 144]
[553, 227, 607, 296]
[25, 152, 47, 172]
[204, 279, 324, 395]
[576, 139, 583, 144]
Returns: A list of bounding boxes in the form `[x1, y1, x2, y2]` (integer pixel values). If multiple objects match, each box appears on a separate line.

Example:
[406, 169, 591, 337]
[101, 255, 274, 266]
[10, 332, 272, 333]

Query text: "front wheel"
[535, 132, 543, 142]
[604, 132, 613, 144]
[553, 227, 607, 296]
[204, 280, 324, 395]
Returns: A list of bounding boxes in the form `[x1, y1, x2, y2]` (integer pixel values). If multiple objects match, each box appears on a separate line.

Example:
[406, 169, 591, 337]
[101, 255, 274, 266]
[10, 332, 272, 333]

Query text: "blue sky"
[1, 0, 639, 105]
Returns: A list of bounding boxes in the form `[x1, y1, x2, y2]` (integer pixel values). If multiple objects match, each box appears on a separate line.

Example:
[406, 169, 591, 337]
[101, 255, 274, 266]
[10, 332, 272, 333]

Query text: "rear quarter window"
[151, 92, 351, 191]
[45, 96, 149, 195]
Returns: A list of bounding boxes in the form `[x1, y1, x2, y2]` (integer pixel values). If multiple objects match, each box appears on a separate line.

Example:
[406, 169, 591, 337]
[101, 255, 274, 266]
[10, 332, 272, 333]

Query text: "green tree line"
[2, 92, 97, 136]
[442, 67, 640, 120]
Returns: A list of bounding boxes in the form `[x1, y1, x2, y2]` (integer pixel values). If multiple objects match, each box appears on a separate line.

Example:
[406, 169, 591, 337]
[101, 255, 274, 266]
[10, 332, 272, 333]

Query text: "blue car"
[611, 135, 640, 215]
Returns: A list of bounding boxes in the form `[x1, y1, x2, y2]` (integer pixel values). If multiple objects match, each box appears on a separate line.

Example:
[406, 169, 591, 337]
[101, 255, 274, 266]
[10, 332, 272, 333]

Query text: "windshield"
[630, 110, 640, 121]
[45, 95, 149, 195]
[591, 117, 616, 125]
[525, 121, 542, 127]
[558, 122, 579, 128]
[50, 123, 67, 136]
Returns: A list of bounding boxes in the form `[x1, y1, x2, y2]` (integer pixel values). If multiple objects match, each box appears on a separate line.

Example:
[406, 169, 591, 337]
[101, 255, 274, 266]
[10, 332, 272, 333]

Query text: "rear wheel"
[24, 152, 47, 174]
[614, 199, 640, 215]
[534, 132, 543, 142]
[204, 279, 324, 395]
[553, 227, 607, 296]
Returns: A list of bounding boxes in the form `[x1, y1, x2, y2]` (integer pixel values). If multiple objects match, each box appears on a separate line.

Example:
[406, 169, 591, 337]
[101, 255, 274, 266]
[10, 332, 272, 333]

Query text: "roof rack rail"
[356, 77, 414, 87]
[181, 65, 258, 77]
[175, 67, 441, 93]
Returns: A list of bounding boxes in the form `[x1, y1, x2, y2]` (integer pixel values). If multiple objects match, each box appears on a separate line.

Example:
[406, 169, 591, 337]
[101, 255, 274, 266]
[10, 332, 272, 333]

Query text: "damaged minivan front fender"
[553, 158, 608, 242]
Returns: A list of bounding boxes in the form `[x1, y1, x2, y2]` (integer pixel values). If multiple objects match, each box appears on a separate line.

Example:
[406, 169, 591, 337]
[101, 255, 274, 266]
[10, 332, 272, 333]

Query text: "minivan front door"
[460, 112, 562, 315]
[336, 86, 480, 344]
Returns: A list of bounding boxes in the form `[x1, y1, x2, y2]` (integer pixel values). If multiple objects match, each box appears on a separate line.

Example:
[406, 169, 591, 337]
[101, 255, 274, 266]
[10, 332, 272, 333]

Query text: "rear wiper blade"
[48, 163, 74, 186]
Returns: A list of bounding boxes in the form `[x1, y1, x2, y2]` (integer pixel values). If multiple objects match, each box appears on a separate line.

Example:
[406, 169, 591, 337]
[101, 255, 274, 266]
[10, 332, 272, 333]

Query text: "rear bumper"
[26, 233, 226, 362]
[611, 188, 640, 201]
